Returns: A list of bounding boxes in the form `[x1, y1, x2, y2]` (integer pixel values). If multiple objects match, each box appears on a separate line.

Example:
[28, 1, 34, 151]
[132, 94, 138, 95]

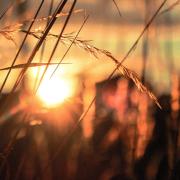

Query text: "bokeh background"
[0, 0, 179, 179]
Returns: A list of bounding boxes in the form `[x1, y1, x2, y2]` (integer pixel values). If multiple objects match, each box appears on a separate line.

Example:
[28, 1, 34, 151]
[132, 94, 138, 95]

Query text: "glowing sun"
[37, 77, 72, 107]
[30, 66, 74, 108]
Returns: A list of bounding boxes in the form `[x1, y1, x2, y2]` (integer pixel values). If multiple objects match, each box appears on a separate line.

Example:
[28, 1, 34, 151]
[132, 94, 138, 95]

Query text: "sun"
[30, 66, 74, 108]
[37, 77, 72, 107]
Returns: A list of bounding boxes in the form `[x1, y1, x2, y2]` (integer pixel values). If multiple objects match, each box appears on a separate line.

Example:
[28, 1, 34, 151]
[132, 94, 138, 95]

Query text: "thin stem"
[0, 0, 14, 21]
[34, 0, 77, 94]
[33, 0, 55, 91]
[11, 0, 67, 93]
[112, 0, 122, 17]
[0, 0, 45, 94]
[49, 15, 89, 79]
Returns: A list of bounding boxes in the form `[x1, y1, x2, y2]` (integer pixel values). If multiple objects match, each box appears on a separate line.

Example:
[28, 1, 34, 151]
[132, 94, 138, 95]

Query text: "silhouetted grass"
[0, 0, 179, 179]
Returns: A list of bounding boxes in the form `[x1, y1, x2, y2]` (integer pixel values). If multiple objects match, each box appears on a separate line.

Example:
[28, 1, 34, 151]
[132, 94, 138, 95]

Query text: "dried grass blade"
[50, 15, 89, 79]
[159, 0, 180, 15]
[35, 0, 77, 94]
[0, 9, 83, 40]
[24, 9, 84, 23]
[0, 1, 14, 21]
[33, 0, 55, 91]
[112, 0, 122, 17]
[0, 62, 71, 71]
[11, 0, 69, 94]
[0, 0, 45, 94]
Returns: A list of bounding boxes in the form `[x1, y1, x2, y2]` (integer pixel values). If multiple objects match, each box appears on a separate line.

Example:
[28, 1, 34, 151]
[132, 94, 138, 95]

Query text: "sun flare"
[30, 66, 74, 108]
[37, 77, 72, 107]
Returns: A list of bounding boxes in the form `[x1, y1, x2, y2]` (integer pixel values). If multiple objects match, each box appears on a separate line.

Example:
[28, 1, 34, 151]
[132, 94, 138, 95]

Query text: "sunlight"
[30, 66, 74, 108]
[37, 77, 72, 107]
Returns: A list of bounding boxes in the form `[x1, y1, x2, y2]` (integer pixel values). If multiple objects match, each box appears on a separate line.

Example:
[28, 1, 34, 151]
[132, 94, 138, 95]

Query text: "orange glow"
[30, 66, 75, 108]
[37, 77, 72, 107]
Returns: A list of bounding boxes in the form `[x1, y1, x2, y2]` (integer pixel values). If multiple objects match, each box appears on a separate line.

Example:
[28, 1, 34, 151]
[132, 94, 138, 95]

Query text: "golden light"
[30, 65, 75, 108]
[37, 77, 72, 107]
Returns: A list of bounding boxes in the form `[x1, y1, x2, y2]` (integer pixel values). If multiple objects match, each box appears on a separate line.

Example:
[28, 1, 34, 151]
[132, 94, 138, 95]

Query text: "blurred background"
[0, 0, 179, 179]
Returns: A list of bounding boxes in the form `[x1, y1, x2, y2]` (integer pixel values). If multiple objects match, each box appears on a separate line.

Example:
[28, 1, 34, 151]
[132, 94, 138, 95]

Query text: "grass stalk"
[0, 0, 45, 94]
[49, 15, 89, 79]
[11, 0, 68, 94]
[0, 0, 14, 21]
[34, 0, 77, 94]
[33, 0, 55, 91]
